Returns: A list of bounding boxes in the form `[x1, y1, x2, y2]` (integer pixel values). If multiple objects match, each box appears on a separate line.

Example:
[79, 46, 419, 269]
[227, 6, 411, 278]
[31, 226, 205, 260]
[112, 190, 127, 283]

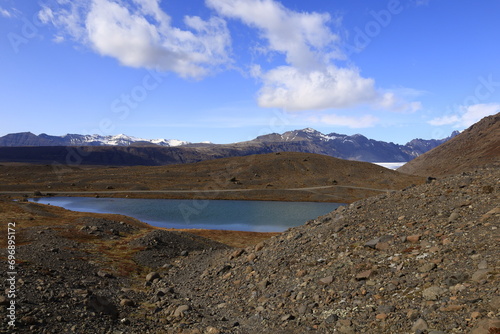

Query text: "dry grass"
[173, 228, 279, 248]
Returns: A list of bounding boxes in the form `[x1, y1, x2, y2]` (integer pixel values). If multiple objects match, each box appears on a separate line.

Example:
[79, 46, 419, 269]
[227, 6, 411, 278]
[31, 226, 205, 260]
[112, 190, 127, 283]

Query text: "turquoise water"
[30, 197, 342, 232]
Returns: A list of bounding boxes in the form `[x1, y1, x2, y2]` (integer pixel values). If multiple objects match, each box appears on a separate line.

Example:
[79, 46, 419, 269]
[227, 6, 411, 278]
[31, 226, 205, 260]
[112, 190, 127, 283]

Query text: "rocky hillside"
[399, 113, 500, 176]
[1, 167, 498, 333]
[148, 167, 499, 334]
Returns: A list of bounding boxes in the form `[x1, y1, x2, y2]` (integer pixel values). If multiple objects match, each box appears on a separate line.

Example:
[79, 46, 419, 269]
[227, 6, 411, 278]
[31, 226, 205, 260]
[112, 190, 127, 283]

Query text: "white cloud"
[39, 0, 231, 78]
[207, 0, 339, 69]
[428, 103, 500, 127]
[208, 0, 420, 112]
[309, 113, 379, 128]
[38, 0, 421, 113]
[255, 65, 377, 110]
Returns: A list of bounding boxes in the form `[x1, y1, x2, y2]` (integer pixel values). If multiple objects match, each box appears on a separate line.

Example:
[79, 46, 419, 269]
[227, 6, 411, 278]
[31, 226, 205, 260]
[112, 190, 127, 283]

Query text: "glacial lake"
[30, 197, 343, 232]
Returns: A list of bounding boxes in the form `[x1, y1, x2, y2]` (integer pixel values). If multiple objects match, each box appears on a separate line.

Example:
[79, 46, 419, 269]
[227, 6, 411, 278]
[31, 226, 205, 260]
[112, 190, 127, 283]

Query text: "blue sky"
[1, 0, 499, 144]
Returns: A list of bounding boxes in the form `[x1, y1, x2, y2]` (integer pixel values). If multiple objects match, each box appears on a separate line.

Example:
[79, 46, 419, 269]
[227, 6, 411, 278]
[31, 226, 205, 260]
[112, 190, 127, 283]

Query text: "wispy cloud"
[428, 103, 500, 127]
[38, 0, 232, 78]
[0, 6, 13, 18]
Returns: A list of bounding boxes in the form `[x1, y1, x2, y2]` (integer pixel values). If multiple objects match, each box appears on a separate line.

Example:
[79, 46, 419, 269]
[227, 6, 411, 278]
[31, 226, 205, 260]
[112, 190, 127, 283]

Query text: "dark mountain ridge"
[0, 129, 458, 165]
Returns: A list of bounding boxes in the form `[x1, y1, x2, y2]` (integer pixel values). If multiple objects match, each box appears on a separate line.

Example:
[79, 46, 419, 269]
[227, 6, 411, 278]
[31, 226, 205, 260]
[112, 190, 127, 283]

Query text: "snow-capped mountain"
[0, 129, 458, 165]
[0, 132, 189, 147]
[247, 128, 459, 162]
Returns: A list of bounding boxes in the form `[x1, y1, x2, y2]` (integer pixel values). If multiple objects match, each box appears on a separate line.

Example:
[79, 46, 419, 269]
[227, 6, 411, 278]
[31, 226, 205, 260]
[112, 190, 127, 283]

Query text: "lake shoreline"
[30, 197, 343, 233]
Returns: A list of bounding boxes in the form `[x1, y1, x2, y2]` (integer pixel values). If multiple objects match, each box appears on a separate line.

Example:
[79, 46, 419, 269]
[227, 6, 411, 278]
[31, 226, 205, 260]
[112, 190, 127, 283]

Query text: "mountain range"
[0, 132, 190, 147]
[0, 129, 459, 165]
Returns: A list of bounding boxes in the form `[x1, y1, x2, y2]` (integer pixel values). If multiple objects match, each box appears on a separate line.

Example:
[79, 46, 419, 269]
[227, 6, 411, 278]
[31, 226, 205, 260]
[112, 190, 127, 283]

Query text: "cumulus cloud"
[39, 0, 231, 78]
[207, 0, 419, 112]
[254, 65, 377, 110]
[207, 0, 338, 69]
[38, 0, 420, 113]
[428, 103, 500, 127]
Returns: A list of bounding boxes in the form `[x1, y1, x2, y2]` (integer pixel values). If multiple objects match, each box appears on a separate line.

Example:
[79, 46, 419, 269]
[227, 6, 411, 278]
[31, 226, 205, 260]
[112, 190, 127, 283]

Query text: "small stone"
[97, 270, 114, 278]
[364, 238, 380, 249]
[120, 318, 131, 325]
[407, 309, 419, 320]
[296, 269, 307, 277]
[230, 249, 244, 259]
[440, 304, 465, 312]
[418, 263, 437, 273]
[281, 314, 295, 321]
[488, 296, 500, 312]
[257, 279, 270, 290]
[254, 242, 265, 251]
[297, 304, 309, 315]
[319, 276, 334, 285]
[325, 314, 338, 323]
[376, 313, 388, 320]
[377, 305, 395, 314]
[0, 296, 8, 305]
[422, 286, 445, 301]
[471, 311, 481, 319]
[356, 269, 374, 280]
[120, 299, 135, 307]
[180, 250, 188, 256]
[477, 260, 488, 270]
[376, 242, 390, 251]
[21, 316, 37, 325]
[442, 238, 452, 245]
[448, 212, 460, 222]
[411, 318, 428, 332]
[406, 235, 421, 243]
[86, 295, 119, 318]
[205, 326, 220, 334]
[338, 326, 355, 334]
[247, 253, 257, 262]
[471, 269, 490, 282]
[174, 304, 190, 317]
[470, 318, 500, 334]
[146, 272, 161, 282]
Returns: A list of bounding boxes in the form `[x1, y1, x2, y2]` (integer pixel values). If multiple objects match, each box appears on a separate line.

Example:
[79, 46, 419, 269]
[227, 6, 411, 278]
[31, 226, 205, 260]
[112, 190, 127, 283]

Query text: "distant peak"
[301, 127, 319, 133]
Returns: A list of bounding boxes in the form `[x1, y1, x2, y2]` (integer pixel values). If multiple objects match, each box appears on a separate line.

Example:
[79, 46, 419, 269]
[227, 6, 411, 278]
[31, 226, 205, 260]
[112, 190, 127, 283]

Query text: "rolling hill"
[398, 113, 500, 176]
